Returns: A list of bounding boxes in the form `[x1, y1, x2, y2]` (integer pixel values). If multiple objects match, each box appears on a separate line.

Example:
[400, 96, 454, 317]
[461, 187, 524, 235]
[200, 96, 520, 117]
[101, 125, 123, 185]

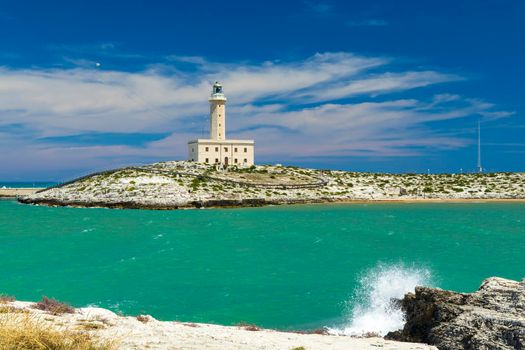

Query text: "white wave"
[329, 263, 432, 337]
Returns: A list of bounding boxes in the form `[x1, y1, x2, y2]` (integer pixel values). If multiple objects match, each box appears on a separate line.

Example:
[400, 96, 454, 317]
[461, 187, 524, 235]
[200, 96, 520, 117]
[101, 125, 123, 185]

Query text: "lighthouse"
[209, 82, 226, 140]
[188, 82, 255, 166]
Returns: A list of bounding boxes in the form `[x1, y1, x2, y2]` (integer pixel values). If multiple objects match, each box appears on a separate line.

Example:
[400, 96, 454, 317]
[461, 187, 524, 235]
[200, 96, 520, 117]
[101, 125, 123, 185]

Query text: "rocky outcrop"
[387, 277, 525, 350]
[18, 161, 525, 210]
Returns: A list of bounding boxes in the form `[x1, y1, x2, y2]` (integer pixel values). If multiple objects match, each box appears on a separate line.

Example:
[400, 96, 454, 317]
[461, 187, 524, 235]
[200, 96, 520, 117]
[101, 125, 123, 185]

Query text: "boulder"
[386, 277, 525, 349]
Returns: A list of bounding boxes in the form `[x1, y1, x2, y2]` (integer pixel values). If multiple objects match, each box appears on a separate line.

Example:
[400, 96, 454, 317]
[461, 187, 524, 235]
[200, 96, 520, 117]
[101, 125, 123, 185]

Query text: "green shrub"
[190, 177, 202, 191]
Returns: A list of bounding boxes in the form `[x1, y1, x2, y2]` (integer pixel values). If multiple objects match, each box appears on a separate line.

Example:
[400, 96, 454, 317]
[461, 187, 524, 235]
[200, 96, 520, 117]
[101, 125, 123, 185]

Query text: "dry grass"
[0, 315, 115, 350]
[0, 306, 28, 314]
[32, 296, 75, 315]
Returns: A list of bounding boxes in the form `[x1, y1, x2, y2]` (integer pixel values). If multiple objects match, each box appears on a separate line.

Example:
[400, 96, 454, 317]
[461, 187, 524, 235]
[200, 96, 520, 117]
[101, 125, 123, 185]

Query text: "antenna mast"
[477, 119, 482, 173]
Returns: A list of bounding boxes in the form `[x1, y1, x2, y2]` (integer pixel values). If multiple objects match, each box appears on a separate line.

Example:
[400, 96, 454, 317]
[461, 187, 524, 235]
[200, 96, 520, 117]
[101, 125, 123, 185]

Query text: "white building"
[188, 82, 255, 166]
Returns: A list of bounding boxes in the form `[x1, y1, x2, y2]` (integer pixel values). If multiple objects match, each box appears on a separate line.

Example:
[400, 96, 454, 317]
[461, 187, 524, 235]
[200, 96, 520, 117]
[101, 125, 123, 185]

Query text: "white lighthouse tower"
[188, 82, 255, 166]
[209, 82, 227, 140]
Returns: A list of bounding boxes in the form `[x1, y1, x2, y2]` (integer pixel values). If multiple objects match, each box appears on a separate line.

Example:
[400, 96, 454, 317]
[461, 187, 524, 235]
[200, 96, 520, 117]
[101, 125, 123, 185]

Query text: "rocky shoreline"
[387, 277, 525, 349]
[18, 161, 525, 210]
[2, 277, 524, 349]
[0, 299, 435, 350]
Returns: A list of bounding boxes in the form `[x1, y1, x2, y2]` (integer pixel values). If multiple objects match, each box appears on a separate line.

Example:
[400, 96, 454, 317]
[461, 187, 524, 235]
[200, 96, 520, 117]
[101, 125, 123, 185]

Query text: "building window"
[205, 147, 209, 152]
[224, 147, 228, 152]
[234, 148, 238, 152]
[205, 158, 209, 163]
[244, 158, 247, 163]
[234, 158, 238, 164]
[215, 147, 219, 152]
[191, 148, 194, 152]
[215, 158, 219, 163]
[191, 158, 194, 161]
[244, 148, 247, 153]
[225, 157, 229, 165]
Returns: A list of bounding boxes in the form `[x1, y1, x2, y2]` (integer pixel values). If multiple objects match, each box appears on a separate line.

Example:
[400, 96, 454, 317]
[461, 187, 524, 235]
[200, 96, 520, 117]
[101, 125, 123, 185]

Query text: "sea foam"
[329, 263, 432, 336]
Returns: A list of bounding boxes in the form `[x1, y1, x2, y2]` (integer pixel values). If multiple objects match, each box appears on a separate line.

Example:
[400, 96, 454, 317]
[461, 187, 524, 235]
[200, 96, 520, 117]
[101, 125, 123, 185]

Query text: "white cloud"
[0, 52, 512, 177]
[291, 71, 460, 102]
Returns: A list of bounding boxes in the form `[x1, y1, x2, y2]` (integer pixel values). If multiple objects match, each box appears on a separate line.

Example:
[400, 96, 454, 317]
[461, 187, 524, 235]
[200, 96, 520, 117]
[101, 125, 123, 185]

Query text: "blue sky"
[0, 0, 523, 180]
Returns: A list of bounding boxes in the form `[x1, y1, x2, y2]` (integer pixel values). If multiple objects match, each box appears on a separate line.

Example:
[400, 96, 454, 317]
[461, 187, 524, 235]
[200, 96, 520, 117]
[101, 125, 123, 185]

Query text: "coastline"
[333, 197, 525, 203]
[0, 299, 437, 350]
[3, 278, 524, 349]
[16, 196, 525, 211]
[0, 188, 44, 198]
[17, 161, 525, 210]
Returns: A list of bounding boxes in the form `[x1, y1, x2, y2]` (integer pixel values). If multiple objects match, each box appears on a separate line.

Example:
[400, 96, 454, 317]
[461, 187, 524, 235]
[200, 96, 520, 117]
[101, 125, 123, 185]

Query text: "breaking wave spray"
[329, 263, 433, 336]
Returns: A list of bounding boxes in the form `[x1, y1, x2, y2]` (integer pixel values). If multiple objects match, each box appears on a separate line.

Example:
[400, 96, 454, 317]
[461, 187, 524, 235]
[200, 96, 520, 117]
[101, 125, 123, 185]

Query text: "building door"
[224, 157, 229, 165]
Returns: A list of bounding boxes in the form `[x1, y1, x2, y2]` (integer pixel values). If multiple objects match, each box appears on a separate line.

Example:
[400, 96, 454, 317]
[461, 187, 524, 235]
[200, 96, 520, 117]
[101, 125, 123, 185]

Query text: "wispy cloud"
[0, 51, 512, 177]
[291, 71, 460, 102]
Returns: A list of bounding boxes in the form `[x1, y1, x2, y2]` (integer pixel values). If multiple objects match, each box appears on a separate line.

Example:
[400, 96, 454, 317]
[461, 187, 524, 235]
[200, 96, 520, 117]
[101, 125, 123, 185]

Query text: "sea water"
[0, 200, 523, 335]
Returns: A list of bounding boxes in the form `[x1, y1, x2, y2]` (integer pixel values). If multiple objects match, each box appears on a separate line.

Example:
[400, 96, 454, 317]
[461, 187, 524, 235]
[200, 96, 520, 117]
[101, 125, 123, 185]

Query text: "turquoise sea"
[0, 199, 524, 334]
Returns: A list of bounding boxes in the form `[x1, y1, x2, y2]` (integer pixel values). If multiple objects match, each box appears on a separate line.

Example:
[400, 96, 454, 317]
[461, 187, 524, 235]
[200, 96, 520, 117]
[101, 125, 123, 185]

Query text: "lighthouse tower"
[209, 82, 227, 140]
[187, 82, 255, 166]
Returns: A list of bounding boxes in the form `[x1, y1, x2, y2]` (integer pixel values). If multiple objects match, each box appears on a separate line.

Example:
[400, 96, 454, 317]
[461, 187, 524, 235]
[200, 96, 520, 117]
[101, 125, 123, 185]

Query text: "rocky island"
[18, 161, 525, 209]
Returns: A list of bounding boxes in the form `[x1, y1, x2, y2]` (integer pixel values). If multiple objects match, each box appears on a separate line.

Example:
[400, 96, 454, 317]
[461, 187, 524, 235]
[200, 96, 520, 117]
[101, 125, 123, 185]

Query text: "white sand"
[3, 301, 436, 350]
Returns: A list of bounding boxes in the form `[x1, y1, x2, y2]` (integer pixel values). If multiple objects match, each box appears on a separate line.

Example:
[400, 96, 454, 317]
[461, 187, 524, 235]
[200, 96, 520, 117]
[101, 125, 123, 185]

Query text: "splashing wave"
[329, 263, 432, 336]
